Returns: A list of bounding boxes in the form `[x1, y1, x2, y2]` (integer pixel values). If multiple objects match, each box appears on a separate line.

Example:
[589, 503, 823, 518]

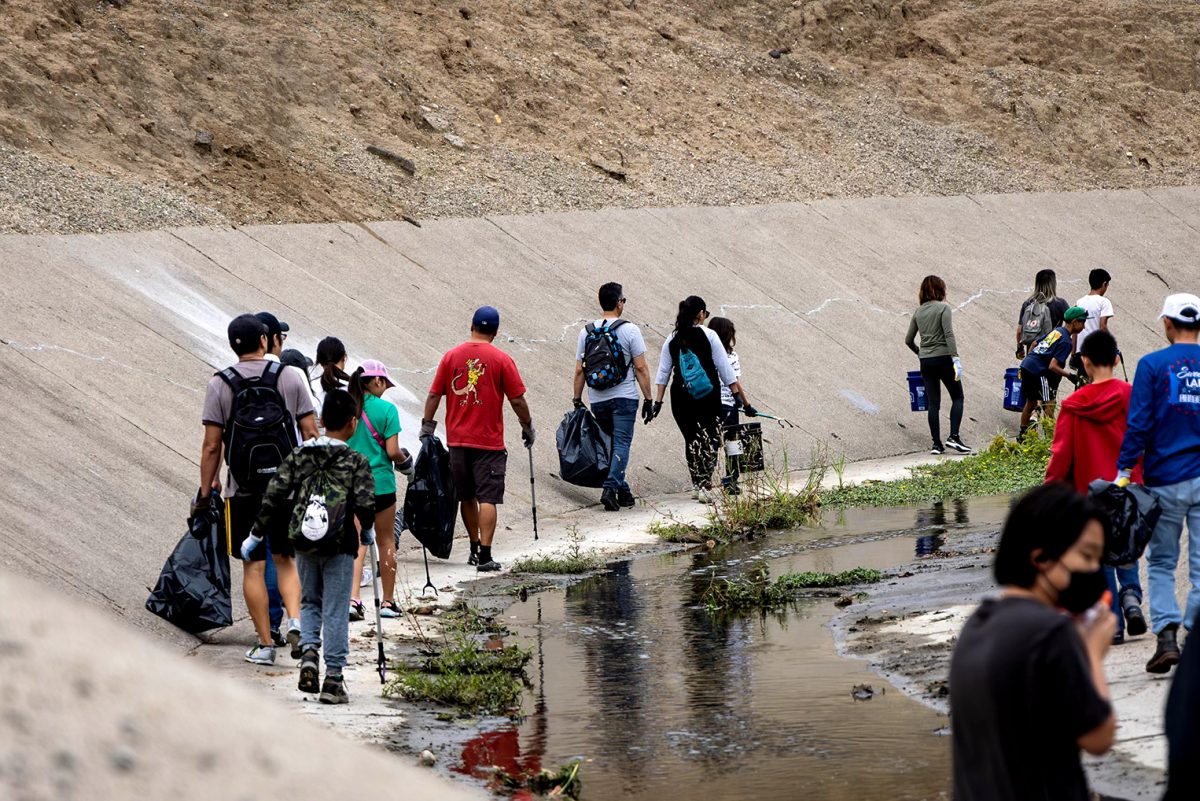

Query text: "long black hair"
[347, 366, 369, 416]
[674, 295, 707, 334]
[707, 316, 736, 353]
[315, 336, 349, 394]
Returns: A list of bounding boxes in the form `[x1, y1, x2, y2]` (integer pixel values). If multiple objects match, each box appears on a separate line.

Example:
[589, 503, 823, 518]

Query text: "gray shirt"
[906, 301, 958, 359]
[576, 318, 647, 403]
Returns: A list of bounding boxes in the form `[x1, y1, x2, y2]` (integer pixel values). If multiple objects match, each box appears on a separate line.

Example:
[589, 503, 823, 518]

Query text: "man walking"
[1071, 268, 1115, 380]
[572, 282, 654, 511]
[421, 306, 534, 572]
[196, 314, 318, 665]
[1118, 293, 1200, 674]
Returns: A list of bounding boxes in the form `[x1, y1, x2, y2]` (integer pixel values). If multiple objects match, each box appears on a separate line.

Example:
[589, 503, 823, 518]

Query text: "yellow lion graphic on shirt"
[451, 358, 486, 406]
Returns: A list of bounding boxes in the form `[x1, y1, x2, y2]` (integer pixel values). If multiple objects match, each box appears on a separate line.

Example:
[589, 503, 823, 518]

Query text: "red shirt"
[430, 341, 526, 451]
[1045, 379, 1143, 493]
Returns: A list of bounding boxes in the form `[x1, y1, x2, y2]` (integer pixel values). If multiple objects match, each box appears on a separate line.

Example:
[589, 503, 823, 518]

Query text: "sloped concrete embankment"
[2, 187, 1198, 642]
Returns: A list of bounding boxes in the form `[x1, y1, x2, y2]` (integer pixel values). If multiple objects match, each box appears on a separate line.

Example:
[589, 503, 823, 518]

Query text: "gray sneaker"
[285, 618, 302, 659]
[476, 559, 502, 573]
[319, 674, 349, 705]
[244, 644, 276, 666]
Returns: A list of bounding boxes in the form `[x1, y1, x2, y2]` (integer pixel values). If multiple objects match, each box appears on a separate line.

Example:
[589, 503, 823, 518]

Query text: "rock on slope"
[1, 0, 1199, 232]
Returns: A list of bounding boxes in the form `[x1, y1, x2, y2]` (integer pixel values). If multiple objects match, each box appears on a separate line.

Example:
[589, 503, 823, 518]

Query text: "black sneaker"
[1121, 591, 1148, 637]
[617, 489, 636, 508]
[468, 545, 479, 567]
[1112, 631, 1125, 646]
[1146, 624, 1181, 674]
[319, 674, 349, 705]
[476, 559, 502, 573]
[945, 436, 971, 454]
[930, 444, 945, 455]
[601, 488, 620, 512]
[298, 649, 320, 694]
[270, 629, 287, 648]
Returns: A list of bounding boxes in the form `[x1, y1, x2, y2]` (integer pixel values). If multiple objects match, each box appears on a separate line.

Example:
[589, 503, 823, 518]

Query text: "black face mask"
[1055, 568, 1108, 614]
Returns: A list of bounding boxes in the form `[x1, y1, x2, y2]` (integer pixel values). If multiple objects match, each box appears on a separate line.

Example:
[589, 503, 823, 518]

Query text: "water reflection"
[914, 499, 970, 557]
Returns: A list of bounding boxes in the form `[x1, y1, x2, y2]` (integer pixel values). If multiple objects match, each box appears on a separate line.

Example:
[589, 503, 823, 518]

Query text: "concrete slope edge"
[0, 568, 483, 801]
[2, 186, 1198, 641]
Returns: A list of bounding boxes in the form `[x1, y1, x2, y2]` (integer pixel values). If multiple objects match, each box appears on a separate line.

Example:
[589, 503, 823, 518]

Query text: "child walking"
[245, 389, 377, 704]
[706, 316, 758, 495]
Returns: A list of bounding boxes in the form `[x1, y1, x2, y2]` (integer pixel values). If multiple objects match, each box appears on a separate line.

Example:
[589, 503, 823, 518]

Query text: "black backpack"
[217, 362, 297, 495]
[582, 320, 629, 390]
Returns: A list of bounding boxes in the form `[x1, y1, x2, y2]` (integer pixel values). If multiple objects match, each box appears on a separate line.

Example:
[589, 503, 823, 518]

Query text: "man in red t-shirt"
[421, 306, 535, 572]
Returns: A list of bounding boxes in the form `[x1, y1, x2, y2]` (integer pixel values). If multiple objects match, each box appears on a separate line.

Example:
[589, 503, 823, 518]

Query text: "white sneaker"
[244, 644, 276, 666]
[697, 487, 721, 504]
[360, 566, 373, 588]
[690, 487, 701, 500]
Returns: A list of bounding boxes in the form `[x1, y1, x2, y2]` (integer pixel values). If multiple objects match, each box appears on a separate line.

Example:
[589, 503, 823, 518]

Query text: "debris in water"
[419, 749, 437, 766]
[834, 595, 854, 608]
[851, 684, 881, 701]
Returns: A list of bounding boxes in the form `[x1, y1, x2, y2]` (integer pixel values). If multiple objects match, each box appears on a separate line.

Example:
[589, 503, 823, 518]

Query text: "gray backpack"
[1019, 299, 1054, 346]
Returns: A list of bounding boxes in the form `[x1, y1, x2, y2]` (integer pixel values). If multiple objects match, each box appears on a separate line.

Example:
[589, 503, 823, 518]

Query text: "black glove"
[573, 398, 585, 410]
[521, 420, 536, 449]
[743, 404, 759, 418]
[1069, 372, 1083, 389]
[190, 490, 212, 518]
[642, 399, 661, 425]
[419, 419, 437, 438]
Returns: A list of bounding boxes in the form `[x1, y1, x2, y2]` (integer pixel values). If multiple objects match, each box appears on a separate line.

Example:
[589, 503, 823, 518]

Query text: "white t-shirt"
[576, 318, 647, 403]
[720, 350, 741, 407]
[1074, 294, 1114, 352]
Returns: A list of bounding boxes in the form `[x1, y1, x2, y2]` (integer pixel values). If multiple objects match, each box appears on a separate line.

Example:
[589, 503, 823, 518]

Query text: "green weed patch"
[703, 563, 883, 613]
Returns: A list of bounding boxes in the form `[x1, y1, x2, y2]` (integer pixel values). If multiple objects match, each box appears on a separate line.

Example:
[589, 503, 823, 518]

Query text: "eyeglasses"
[280, 333, 288, 341]
[619, 297, 627, 303]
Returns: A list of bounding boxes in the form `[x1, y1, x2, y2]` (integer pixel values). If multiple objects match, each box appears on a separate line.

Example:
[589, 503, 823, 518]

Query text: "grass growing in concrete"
[822, 426, 1053, 508]
[509, 528, 606, 574]
[383, 603, 530, 716]
[703, 563, 883, 613]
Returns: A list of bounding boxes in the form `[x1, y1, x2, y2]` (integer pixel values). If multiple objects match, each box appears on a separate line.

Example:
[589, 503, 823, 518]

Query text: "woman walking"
[706, 316, 758, 495]
[1016, 268, 1070, 358]
[648, 296, 743, 502]
[310, 336, 350, 415]
[347, 360, 410, 620]
[905, 275, 970, 455]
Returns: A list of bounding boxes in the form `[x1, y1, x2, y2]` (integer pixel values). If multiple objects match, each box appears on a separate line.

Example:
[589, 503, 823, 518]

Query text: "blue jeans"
[297, 552, 355, 672]
[1105, 563, 1142, 635]
[265, 539, 284, 631]
[592, 397, 639, 492]
[1147, 476, 1200, 633]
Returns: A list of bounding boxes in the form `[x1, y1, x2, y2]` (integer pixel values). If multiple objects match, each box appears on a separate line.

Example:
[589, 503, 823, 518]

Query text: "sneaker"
[1121, 591, 1148, 637]
[298, 649, 320, 694]
[690, 487, 700, 500]
[697, 487, 721, 504]
[468, 544, 479, 567]
[379, 600, 401, 619]
[945, 436, 971, 454]
[601, 488, 620, 512]
[244, 644, 276, 666]
[1112, 631, 1125, 646]
[930, 444, 945, 455]
[270, 629, 287, 648]
[284, 618, 302, 659]
[319, 674, 349, 705]
[349, 599, 365, 622]
[360, 565, 374, 588]
[617, 489, 636, 508]
[1146, 624, 1181, 674]
[476, 559, 502, 573]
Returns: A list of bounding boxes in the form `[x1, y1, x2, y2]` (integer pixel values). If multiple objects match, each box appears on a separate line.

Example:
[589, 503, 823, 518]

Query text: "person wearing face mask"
[949, 483, 1116, 801]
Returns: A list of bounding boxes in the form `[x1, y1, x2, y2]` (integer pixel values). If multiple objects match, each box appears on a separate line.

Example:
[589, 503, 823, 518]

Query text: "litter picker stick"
[369, 540, 386, 684]
[420, 547, 438, 598]
[528, 446, 539, 541]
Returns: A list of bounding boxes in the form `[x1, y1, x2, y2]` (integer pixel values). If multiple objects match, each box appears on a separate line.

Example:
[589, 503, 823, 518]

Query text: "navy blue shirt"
[1021, 325, 1073, 378]
[1118, 343, 1200, 487]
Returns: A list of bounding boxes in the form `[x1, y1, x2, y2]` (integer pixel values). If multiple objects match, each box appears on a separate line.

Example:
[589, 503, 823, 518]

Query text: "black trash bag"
[1088, 478, 1163, 566]
[404, 436, 456, 559]
[145, 495, 232, 634]
[556, 407, 612, 488]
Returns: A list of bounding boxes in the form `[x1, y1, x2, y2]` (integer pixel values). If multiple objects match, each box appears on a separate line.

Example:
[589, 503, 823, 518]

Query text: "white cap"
[1160, 293, 1200, 324]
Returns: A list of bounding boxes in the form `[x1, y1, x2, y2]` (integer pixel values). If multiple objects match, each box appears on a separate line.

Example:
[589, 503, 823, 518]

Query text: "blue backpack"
[678, 344, 714, 399]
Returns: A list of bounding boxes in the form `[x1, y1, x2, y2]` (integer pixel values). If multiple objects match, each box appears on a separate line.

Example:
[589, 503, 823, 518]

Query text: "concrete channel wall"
[2, 187, 1199, 641]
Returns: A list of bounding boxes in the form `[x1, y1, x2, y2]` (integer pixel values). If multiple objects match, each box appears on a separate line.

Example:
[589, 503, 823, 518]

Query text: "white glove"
[952, 357, 963, 381]
[360, 525, 376, 546]
[240, 533, 264, 561]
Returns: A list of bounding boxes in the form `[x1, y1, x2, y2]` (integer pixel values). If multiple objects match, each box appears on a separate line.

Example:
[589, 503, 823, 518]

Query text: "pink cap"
[359, 359, 395, 388]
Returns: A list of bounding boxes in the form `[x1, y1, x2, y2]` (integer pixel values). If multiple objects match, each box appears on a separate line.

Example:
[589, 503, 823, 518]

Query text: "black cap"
[280, 348, 313, 370]
[228, 314, 268, 352]
[254, 311, 290, 340]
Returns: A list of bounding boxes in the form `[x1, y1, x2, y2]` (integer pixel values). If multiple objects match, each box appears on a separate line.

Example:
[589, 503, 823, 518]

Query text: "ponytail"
[320, 362, 350, 394]
[347, 366, 367, 416]
[674, 295, 707, 334]
[315, 336, 349, 393]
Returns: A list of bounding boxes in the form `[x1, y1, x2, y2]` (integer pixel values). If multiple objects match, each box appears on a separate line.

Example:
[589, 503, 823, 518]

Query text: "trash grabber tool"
[528, 446, 539, 541]
[369, 539, 386, 684]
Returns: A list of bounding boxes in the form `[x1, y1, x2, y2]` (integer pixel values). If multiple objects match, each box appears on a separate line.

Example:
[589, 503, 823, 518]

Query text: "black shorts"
[227, 494, 294, 562]
[374, 492, 397, 513]
[1019, 370, 1052, 404]
[449, 447, 507, 505]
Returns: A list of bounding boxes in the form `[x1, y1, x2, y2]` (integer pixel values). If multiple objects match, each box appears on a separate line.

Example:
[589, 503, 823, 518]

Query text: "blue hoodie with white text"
[1118, 343, 1200, 487]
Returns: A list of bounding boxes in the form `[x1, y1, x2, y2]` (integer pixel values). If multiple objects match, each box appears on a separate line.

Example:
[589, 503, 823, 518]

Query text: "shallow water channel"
[452, 496, 1012, 800]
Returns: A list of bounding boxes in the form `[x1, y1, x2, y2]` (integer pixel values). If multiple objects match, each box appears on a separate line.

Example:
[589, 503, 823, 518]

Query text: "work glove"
[642, 400, 662, 425]
[743, 404, 759, 418]
[1015, 347, 1025, 361]
[360, 525, 376, 546]
[953, 357, 963, 382]
[1115, 469, 1132, 489]
[240, 532, 264, 562]
[419, 419, 437, 438]
[190, 490, 212, 518]
[521, 420, 536, 449]
[1068, 372, 1083, 389]
[572, 398, 585, 410]
[394, 448, 415, 478]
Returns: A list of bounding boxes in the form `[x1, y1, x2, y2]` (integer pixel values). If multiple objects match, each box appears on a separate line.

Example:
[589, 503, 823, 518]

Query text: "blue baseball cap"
[472, 305, 500, 333]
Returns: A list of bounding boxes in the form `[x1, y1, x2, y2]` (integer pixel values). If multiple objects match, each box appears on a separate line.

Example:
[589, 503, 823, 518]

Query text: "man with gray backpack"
[571, 283, 654, 511]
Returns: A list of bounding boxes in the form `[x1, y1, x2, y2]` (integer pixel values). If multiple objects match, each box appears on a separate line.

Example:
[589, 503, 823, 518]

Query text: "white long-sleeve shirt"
[655, 326, 737, 388]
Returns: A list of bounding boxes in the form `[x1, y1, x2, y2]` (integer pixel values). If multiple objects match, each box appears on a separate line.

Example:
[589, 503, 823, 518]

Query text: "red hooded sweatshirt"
[1045, 379, 1143, 494]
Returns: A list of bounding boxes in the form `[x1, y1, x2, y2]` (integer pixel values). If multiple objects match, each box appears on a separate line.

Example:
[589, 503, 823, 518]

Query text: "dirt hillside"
[3, 0, 1199, 232]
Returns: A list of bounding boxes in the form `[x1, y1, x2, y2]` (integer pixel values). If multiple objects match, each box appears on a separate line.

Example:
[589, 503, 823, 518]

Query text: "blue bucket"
[907, 371, 927, 412]
[1003, 368, 1023, 412]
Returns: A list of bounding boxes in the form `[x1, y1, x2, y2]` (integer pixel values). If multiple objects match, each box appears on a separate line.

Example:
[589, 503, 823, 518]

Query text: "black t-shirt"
[949, 596, 1111, 801]
[1165, 628, 1200, 800]
[1018, 297, 1070, 328]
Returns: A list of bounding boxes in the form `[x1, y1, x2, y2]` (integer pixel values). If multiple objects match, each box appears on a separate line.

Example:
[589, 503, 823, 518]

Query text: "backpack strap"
[259, 360, 283, 390]
[216, 367, 245, 394]
[585, 323, 597, 336]
[607, 319, 627, 334]
[361, 410, 387, 450]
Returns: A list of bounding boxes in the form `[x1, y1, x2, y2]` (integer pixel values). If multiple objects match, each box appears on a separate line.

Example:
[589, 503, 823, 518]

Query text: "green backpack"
[289, 452, 351, 553]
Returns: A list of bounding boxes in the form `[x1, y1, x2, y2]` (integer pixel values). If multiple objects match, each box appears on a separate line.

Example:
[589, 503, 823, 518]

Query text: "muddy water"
[455, 496, 1012, 801]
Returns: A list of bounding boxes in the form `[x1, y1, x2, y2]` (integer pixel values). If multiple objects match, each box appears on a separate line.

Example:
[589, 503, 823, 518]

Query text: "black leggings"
[920, 355, 963, 446]
[670, 389, 722, 489]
